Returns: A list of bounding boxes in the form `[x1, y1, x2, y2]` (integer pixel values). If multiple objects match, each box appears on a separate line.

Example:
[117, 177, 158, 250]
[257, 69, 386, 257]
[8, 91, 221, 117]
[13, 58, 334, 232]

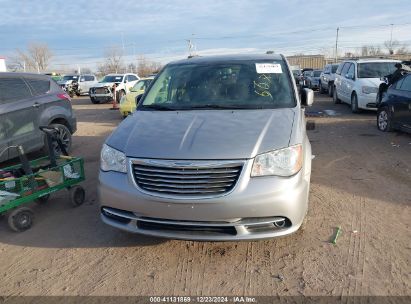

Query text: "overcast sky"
[1, 0, 410, 70]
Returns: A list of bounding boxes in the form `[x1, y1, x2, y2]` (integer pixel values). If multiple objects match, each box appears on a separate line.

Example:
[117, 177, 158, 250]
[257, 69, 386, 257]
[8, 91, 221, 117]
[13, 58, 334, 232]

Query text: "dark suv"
[0, 73, 77, 162]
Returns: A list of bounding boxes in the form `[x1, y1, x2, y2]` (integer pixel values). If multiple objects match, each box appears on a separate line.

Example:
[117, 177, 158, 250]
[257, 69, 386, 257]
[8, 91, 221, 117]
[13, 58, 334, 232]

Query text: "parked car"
[301, 70, 312, 87]
[0, 73, 76, 162]
[333, 59, 400, 113]
[89, 73, 139, 104]
[305, 70, 322, 90]
[57, 74, 98, 96]
[377, 73, 411, 133]
[290, 65, 302, 85]
[119, 77, 154, 118]
[319, 64, 339, 96]
[99, 54, 314, 241]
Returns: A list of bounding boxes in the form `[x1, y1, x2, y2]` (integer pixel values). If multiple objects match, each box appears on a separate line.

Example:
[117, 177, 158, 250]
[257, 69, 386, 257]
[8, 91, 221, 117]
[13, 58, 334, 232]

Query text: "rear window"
[313, 71, 321, 77]
[357, 62, 397, 78]
[25, 78, 50, 96]
[0, 77, 32, 104]
[141, 60, 296, 110]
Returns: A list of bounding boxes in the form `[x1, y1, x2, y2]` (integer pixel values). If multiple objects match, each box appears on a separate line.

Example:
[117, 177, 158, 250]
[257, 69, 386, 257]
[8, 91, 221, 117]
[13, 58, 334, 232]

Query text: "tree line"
[9, 43, 162, 77]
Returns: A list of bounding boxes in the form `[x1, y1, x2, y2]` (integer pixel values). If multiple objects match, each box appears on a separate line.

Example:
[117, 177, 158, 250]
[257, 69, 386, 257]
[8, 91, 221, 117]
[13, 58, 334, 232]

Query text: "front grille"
[132, 160, 243, 198]
[137, 221, 237, 236]
[95, 87, 109, 94]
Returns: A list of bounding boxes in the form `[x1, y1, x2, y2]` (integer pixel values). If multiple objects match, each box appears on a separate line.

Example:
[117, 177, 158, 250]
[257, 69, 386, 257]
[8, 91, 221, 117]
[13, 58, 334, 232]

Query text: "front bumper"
[98, 159, 310, 241]
[90, 87, 115, 101]
[119, 102, 134, 116]
[358, 93, 378, 110]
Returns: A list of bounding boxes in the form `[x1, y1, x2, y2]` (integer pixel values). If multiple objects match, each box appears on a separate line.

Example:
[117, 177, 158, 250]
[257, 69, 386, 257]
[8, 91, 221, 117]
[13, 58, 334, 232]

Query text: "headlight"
[119, 95, 126, 104]
[251, 145, 303, 177]
[100, 144, 127, 173]
[362, 86, 378, 94]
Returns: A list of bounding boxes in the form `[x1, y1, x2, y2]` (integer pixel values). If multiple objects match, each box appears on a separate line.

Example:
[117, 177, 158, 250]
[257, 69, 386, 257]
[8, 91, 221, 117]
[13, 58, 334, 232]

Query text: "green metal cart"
[0, 155, 85, 232]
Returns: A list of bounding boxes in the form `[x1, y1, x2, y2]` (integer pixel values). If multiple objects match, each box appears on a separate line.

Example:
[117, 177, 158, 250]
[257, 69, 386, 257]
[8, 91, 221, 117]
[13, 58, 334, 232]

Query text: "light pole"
[335, 27, 339, 63]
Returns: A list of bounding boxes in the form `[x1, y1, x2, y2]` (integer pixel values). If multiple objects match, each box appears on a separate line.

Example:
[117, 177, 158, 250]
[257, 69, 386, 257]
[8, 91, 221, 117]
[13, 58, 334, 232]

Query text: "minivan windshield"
[101, 75, 123, 83]
[357, 62, 397, 78]
[140, 60, 295, 110]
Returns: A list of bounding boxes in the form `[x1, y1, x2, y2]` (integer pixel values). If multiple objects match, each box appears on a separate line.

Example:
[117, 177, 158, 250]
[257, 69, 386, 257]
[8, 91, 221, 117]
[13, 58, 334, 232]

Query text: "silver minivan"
[99, 54, 313, 241]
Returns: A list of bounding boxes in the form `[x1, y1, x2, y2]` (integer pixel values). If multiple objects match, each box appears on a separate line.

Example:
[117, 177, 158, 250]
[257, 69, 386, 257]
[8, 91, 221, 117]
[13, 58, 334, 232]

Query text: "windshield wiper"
[141, 104, 176, 111]
[188, 104, 251, 109]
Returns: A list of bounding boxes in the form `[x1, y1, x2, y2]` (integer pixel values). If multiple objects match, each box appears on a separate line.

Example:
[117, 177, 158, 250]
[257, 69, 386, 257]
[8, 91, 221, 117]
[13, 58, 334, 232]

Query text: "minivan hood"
[358, 78, 382, 87]
[107, 108, 296, 160]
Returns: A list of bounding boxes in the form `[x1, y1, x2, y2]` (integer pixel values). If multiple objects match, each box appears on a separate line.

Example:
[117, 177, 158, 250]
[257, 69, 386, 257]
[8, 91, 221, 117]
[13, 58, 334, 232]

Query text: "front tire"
[319, 82, 325, 94]
[377, 107, 393, 132]
[333, 86, 341, 104]
[90, 97, 100, 104]
[351, 93, 360, 113]
[328, 83, 333, 97]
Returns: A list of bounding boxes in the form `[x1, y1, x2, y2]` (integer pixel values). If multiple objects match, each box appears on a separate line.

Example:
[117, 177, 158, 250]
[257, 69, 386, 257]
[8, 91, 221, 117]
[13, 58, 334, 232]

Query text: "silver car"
[99, 54, 313, 241]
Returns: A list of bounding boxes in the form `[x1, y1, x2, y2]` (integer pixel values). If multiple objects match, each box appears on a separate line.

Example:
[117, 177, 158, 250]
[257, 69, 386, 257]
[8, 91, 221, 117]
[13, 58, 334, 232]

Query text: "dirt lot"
[0, 93, 410, 297]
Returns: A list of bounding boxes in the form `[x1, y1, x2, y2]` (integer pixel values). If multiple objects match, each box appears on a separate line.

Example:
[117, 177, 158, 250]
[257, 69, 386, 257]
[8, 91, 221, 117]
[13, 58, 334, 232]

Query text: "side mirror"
[135, 94, 143, 107]
[301, 88, 314, 107]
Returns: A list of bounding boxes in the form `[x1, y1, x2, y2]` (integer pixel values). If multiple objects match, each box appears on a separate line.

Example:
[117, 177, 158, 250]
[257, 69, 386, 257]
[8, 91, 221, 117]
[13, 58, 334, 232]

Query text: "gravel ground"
[0, 93, 410, 296]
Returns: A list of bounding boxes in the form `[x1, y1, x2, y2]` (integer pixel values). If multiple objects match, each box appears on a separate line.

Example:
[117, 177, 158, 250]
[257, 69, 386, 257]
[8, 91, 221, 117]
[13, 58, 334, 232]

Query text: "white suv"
[89, 73, 139, 104]
[333, 59, 400, 112]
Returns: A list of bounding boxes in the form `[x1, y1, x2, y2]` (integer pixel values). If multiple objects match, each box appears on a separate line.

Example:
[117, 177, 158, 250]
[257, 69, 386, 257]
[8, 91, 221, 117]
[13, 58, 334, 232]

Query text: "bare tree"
[13, 42, 53, 72]
[136, 55, 162, 77]
[360, 45, 383, 57]
[98, 47, 125, 75]
[384, 40, 408, 55]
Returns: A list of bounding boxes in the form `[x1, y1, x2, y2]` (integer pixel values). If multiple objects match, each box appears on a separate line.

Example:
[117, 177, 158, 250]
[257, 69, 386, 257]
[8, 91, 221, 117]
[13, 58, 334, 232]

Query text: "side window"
[85, 76, 94, 81]
[395, 78, 405, 89]
[346, 64, 355, 78]
[399, 75, 411, 91]
[128, 75, 138, 81]
[340, 63, 351, 77]
[336, 63, 344, 75]
[25, 78, 50, 96]
[0, 77, 32, 104]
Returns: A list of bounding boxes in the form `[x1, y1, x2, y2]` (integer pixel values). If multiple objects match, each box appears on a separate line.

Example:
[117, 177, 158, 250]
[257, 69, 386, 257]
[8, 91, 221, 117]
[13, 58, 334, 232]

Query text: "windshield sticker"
[254, 74, 273, 99]
[256, 63, 282, 74]
[115, 77, 122, 80]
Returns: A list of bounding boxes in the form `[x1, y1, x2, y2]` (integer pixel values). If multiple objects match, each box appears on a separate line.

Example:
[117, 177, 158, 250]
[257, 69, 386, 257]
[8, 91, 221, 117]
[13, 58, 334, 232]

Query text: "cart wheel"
[69, 185, 85, 207]
[35, 194, 50, 205]
[7, 207, 34, 232]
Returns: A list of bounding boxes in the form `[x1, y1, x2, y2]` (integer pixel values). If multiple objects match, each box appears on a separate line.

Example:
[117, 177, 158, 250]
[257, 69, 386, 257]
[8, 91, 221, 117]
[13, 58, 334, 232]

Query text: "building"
[0, 57, 6, 72]
[286, 55, 333, 69]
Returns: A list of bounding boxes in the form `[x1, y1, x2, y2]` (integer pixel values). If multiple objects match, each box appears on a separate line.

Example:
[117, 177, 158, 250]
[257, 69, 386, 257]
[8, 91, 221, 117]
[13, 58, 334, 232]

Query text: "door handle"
[32, 103, 40, 108]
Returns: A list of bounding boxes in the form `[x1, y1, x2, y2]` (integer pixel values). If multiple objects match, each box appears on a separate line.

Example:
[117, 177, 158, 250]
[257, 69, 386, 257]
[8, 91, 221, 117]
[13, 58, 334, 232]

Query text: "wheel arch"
[48, 116, 73, 133]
